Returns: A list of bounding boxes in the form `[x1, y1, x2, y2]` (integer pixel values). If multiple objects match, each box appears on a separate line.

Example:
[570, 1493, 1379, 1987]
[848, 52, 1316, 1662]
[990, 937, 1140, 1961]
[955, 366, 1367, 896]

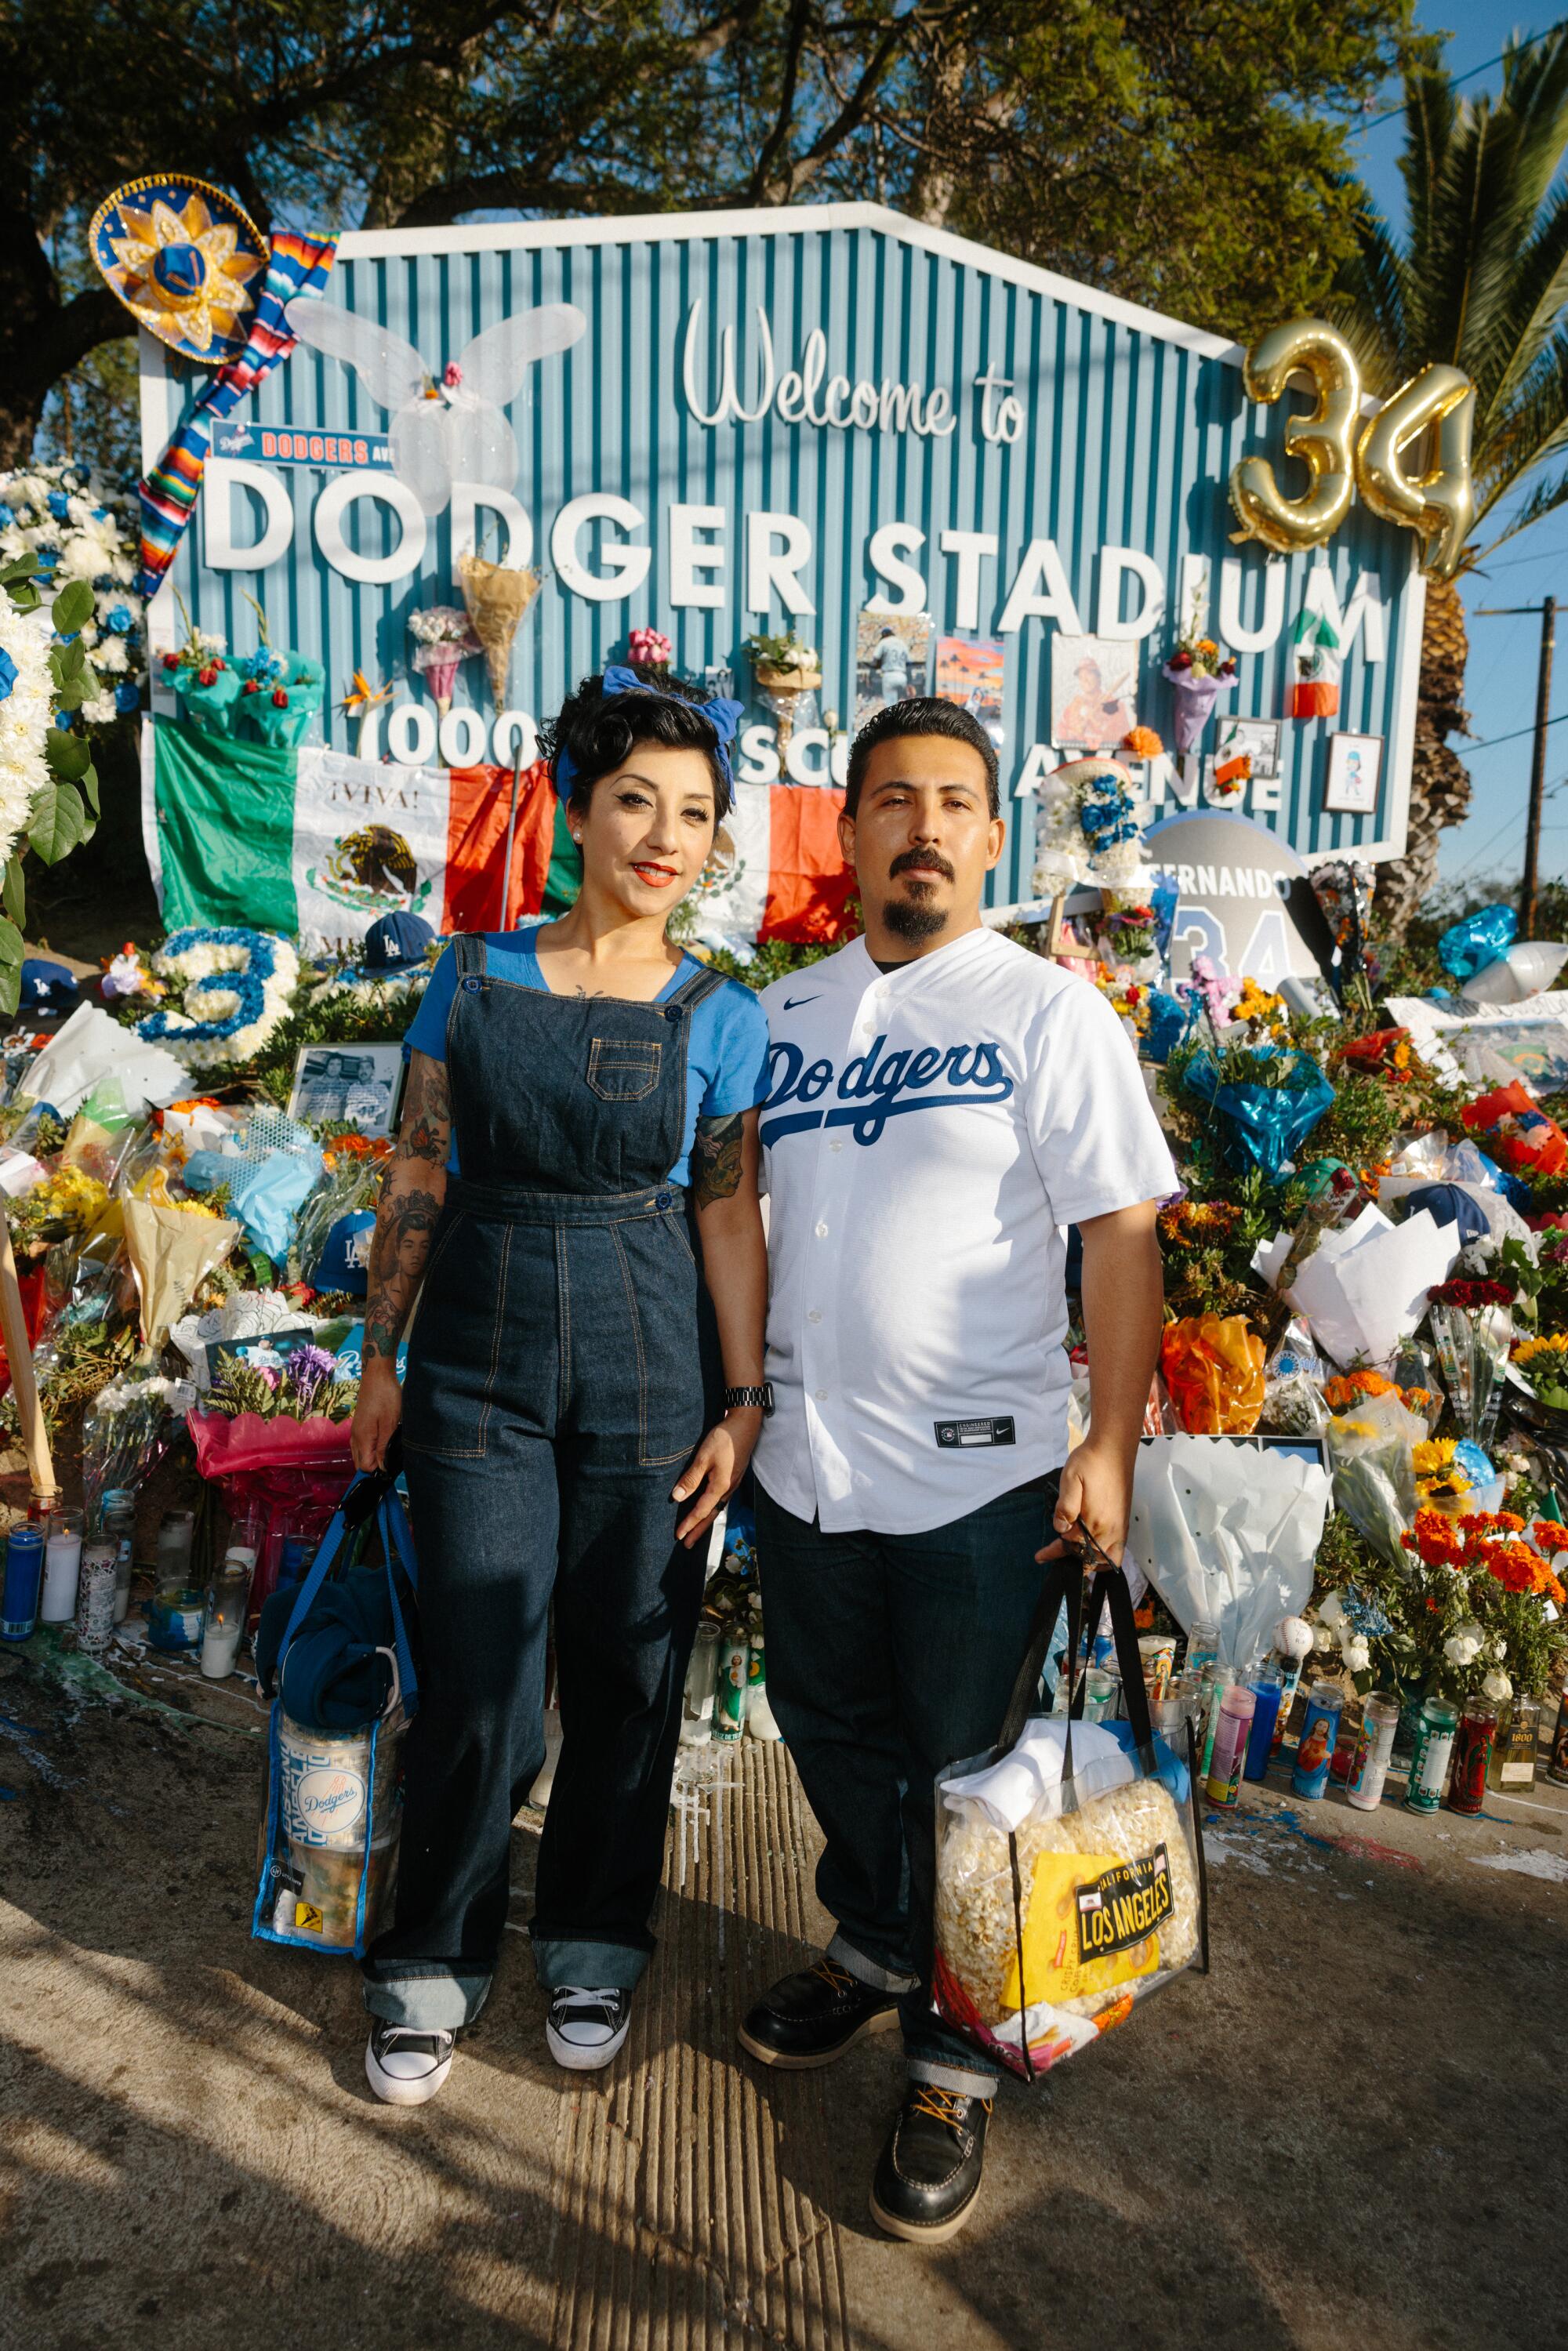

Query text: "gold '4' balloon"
[1354, 365, 1475, 581]
[1229, 320, 1477, 577]
[1229, 320, 1361, 555]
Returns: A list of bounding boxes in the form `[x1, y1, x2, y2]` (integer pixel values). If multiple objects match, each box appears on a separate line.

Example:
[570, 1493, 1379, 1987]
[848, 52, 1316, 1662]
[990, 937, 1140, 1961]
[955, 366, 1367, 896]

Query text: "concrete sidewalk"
[1, 1641, 1563, 2349]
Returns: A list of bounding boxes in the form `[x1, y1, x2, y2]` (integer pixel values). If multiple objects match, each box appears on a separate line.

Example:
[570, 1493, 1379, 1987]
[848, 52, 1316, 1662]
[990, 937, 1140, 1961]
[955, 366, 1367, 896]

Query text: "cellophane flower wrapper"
[1261, 1372, 1331, 1435]
[1182, 1048, 1335, 1179]
[1253, 1206, 1460, 1372]
[1309, 860, 1376, 986]
[1159, 1314, 1266, 1435]
[1429, 1300, 1514, 1446]
[1123, 1435, 1331, 1664]
[1461, 1083, 1568, 1180]
[932, 1718, 1204, 2081]
[1161, 665, 1226, 754]
[1326, 1392, 1424, 1569]
[82, 1371, 197, 1535]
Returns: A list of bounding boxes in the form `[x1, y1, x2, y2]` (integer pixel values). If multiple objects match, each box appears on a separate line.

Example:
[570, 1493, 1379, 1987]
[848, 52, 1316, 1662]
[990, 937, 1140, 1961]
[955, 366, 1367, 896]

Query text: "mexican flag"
[143, 721, 583, 954]
[1290, 608, 1343, 720]
[142, 720, 855, 949]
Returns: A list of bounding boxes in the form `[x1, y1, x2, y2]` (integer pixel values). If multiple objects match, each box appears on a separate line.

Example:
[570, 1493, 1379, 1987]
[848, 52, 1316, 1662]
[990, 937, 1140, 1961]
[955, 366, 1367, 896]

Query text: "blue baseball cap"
[363, 911, 433, 972]
[312, 1209, 376, 1295]
[20, 959, 80, 1014]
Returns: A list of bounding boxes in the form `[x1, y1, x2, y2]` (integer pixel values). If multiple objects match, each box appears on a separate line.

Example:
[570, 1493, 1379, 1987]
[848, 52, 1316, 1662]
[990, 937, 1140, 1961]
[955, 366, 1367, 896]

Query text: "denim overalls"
[364, 931, 728, 2031]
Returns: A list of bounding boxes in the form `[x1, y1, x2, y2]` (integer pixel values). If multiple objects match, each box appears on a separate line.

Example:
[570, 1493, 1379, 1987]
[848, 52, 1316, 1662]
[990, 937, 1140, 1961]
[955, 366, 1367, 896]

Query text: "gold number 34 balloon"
[1354, 365, 1475, 580]
[1229, 321, 1361, 555]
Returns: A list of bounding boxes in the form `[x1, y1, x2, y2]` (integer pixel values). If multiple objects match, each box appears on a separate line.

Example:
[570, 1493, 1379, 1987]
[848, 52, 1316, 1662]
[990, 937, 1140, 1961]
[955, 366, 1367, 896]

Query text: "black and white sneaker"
[545, 1986, 632, 2070]
[365, 2020, 455, 2106]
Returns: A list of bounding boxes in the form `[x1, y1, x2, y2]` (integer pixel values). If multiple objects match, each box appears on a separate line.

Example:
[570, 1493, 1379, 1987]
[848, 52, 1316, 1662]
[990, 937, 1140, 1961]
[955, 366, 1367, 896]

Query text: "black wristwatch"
[723, 1383, 775, 1417]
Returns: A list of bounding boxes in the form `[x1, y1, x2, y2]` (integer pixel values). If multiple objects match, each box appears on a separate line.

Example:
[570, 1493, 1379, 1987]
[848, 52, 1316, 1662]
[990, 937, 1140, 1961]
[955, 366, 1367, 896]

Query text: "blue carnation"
[91, 506, 109, 522]
[0, 502, 13, 528]
[0, 648, 16, 703]
[136, 927, 284, 1045]
[46, 491, 71, 521]
[105, 604, 132, 635]
[34, 546, 59, 570]
[114, 682, 141, 714]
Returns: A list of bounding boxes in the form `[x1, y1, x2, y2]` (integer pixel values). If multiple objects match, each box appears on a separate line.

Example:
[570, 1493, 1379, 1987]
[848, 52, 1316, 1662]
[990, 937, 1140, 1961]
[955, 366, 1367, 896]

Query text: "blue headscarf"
[552, 664, 745, 803]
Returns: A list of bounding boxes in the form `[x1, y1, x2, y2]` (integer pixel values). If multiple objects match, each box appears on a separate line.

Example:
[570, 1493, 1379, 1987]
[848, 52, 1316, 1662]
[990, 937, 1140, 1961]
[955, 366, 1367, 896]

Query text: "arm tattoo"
[691, 1111, 744, 1209]
[363, 1185, 441, 1360]
[397, 1051, 452, 1166]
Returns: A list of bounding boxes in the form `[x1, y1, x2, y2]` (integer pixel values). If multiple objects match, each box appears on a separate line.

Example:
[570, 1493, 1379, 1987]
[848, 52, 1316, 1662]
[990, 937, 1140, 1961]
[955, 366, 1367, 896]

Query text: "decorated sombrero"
[90, 176, 267, 364]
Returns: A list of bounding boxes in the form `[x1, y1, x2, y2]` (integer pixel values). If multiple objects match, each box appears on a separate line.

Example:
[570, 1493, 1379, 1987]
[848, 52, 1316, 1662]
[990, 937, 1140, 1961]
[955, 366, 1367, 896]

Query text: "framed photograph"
[1214, 715, 1281, 780]
[1050, 633, 1138, 752]
[1323, 731, 1383, 815]
[855, 609, 932, 728]
[933, 635, 1006, 744]
[287, 1043, 405, 1136]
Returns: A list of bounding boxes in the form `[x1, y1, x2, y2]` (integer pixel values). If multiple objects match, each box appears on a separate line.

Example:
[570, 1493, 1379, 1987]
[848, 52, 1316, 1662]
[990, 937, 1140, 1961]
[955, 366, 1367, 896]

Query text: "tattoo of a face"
[363, 1185, 441, 1359]
[692, 1110, 744, 1208]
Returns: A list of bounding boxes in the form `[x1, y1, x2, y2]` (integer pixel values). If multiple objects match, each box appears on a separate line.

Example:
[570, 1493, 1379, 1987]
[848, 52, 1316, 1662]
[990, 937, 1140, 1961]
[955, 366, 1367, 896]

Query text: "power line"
[1349, 19, 1567, 135]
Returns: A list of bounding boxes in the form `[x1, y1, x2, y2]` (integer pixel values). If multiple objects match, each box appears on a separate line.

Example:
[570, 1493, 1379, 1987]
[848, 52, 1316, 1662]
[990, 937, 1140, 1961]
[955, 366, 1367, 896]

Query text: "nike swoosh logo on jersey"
[782, 995, 819, 1010]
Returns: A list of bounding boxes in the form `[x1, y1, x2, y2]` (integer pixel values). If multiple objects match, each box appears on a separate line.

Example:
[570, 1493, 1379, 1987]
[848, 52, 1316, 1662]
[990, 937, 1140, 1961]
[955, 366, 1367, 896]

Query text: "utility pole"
[1523, 594, 1555, 939]
[1474, 597, 1558, 938]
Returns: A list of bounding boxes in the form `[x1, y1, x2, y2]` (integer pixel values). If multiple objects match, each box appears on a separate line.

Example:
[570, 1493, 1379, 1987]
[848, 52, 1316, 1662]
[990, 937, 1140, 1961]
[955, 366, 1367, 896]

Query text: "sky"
[1352, 5, 1568, 895]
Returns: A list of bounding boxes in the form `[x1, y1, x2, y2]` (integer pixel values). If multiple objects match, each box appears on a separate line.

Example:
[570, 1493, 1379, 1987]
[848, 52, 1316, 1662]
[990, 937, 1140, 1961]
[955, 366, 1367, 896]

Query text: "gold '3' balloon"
[1354, 365, 1475, 580]
[1229, 320, 1361, 555]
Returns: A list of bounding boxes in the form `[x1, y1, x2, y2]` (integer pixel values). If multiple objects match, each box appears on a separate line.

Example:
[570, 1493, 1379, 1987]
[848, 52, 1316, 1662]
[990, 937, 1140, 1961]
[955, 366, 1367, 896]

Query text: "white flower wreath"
[0, 462, 143, 724]
[0, 598, 53, 866]
[137, 926, 300, 1069]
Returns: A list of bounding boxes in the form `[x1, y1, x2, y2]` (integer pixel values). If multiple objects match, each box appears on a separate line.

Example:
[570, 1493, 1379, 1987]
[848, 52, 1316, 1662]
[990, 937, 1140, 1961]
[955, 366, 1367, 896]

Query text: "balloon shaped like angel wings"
[284, 297, 586, 514]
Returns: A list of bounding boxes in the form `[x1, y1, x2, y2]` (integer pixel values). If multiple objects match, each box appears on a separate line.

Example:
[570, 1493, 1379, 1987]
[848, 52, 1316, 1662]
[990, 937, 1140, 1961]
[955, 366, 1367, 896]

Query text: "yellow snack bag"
[1004, 1839, 1174, 2011]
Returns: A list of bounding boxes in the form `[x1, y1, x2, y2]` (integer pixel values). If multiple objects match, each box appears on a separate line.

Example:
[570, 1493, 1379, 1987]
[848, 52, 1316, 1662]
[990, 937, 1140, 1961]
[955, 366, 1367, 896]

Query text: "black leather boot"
[869, 2081, 992, 2242]
[738, 1955, 901, 2067]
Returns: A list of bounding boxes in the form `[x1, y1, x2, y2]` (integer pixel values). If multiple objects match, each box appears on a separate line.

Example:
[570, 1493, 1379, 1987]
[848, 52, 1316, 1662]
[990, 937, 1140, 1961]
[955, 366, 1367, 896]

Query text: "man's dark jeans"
[755, 1475, 1053, 2095]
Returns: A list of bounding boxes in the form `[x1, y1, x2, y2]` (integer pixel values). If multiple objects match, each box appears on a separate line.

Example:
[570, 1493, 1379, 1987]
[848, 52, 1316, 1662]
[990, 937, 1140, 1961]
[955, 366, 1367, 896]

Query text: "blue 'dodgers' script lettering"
[761, 1034, 1014, 1148]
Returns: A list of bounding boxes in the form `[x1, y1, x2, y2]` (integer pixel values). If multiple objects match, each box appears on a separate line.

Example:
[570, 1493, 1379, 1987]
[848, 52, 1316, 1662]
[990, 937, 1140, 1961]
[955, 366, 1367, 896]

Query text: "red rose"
[272, 687, 289, 707]
[242, 679, 261, 695]
[197, 665, 217, 685]
[1170, 651, 1192, 671]
[161, 652, 180, 671]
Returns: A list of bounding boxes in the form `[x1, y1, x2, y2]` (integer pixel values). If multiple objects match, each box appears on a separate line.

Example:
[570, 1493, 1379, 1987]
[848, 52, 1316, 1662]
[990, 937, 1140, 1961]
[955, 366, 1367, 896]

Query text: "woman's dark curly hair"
[540, 665, 733, 822]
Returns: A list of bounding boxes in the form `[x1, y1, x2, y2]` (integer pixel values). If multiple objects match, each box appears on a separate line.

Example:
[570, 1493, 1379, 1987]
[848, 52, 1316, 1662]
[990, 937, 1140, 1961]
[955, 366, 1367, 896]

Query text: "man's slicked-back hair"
[844, 697, 1000, 818]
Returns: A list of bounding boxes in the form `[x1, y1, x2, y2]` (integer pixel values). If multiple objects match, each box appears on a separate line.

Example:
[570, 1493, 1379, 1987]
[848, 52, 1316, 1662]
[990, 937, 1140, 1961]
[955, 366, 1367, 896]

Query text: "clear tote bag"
[932, 1510, 1209, 2082]
[252, 1457, 419, 1958]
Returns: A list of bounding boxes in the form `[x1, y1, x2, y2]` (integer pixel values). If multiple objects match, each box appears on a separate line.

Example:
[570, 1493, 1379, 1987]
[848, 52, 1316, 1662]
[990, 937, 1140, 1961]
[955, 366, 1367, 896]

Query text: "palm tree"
[1332, 30, 1568, 931]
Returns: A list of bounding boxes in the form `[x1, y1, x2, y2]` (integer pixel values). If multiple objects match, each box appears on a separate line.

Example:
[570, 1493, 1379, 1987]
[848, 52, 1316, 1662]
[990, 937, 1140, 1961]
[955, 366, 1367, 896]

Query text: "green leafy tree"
[6, 0, 1416, 472]
[1332, 29, 1568, 928]
[0, 554, 103, 1012]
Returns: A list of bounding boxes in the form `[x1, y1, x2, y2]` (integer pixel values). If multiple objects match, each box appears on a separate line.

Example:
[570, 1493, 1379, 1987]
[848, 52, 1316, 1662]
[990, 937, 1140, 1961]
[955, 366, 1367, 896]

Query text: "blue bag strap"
[275, 1439, 406, 1670]
[377, 1492, 419, 1715]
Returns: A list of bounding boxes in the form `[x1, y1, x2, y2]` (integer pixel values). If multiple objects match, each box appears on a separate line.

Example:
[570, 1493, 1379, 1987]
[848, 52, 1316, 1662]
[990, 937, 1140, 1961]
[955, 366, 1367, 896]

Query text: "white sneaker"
[546, 1986, 632, 2070]
[365, 2021, 455, 2106]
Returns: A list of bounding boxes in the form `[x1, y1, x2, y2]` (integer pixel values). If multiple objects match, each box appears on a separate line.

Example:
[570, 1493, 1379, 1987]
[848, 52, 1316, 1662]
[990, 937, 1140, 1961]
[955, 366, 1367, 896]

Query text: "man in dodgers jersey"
[738, 699, 1174, 2242]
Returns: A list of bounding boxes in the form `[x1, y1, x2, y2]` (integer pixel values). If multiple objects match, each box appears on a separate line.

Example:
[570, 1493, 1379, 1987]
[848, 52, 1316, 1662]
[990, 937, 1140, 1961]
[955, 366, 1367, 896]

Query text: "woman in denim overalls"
[350, 668, 770, 2105]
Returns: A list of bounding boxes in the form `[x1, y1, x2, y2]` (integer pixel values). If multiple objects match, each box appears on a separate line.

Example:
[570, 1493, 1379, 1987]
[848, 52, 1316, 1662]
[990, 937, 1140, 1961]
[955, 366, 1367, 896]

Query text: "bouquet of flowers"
[1511, 1332, 1568, 1412]
[1032, 757, 1152, 897]
[1181, 1039, 1335, 1180]
[1427, 1265, 1517, 1444]
[5, 1164, 111, 1257]
[1397, 1508, 1568, 1703]
[1161, 608, 1236, 754]
[82, 1367, 197, 1533]
[0, 461, 143, 724]
[206, 1344, 357, 1424]
[628, 626, 673, 670]
[1326, 1390, 1423, 1568]
[408, 605, 481, 714]
[1461, 1083, 1567, 1181]
[1413, 1435, 1473, 1512]
[457, 551, 540, 713]
[1160, 1312, 1266, 1434]
[1100, 902, 1159, 962]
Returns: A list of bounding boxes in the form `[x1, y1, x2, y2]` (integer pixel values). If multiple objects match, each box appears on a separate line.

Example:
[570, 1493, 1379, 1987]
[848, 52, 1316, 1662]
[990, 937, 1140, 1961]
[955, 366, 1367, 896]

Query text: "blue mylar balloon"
[1184, 1047, 1336, 1179]
[1438, 902, 1516, 981]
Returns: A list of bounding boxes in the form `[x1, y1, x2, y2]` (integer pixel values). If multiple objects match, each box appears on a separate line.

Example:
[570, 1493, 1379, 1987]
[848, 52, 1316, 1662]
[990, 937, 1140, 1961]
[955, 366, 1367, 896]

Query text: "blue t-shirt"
[404, 931, 770, 1186]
